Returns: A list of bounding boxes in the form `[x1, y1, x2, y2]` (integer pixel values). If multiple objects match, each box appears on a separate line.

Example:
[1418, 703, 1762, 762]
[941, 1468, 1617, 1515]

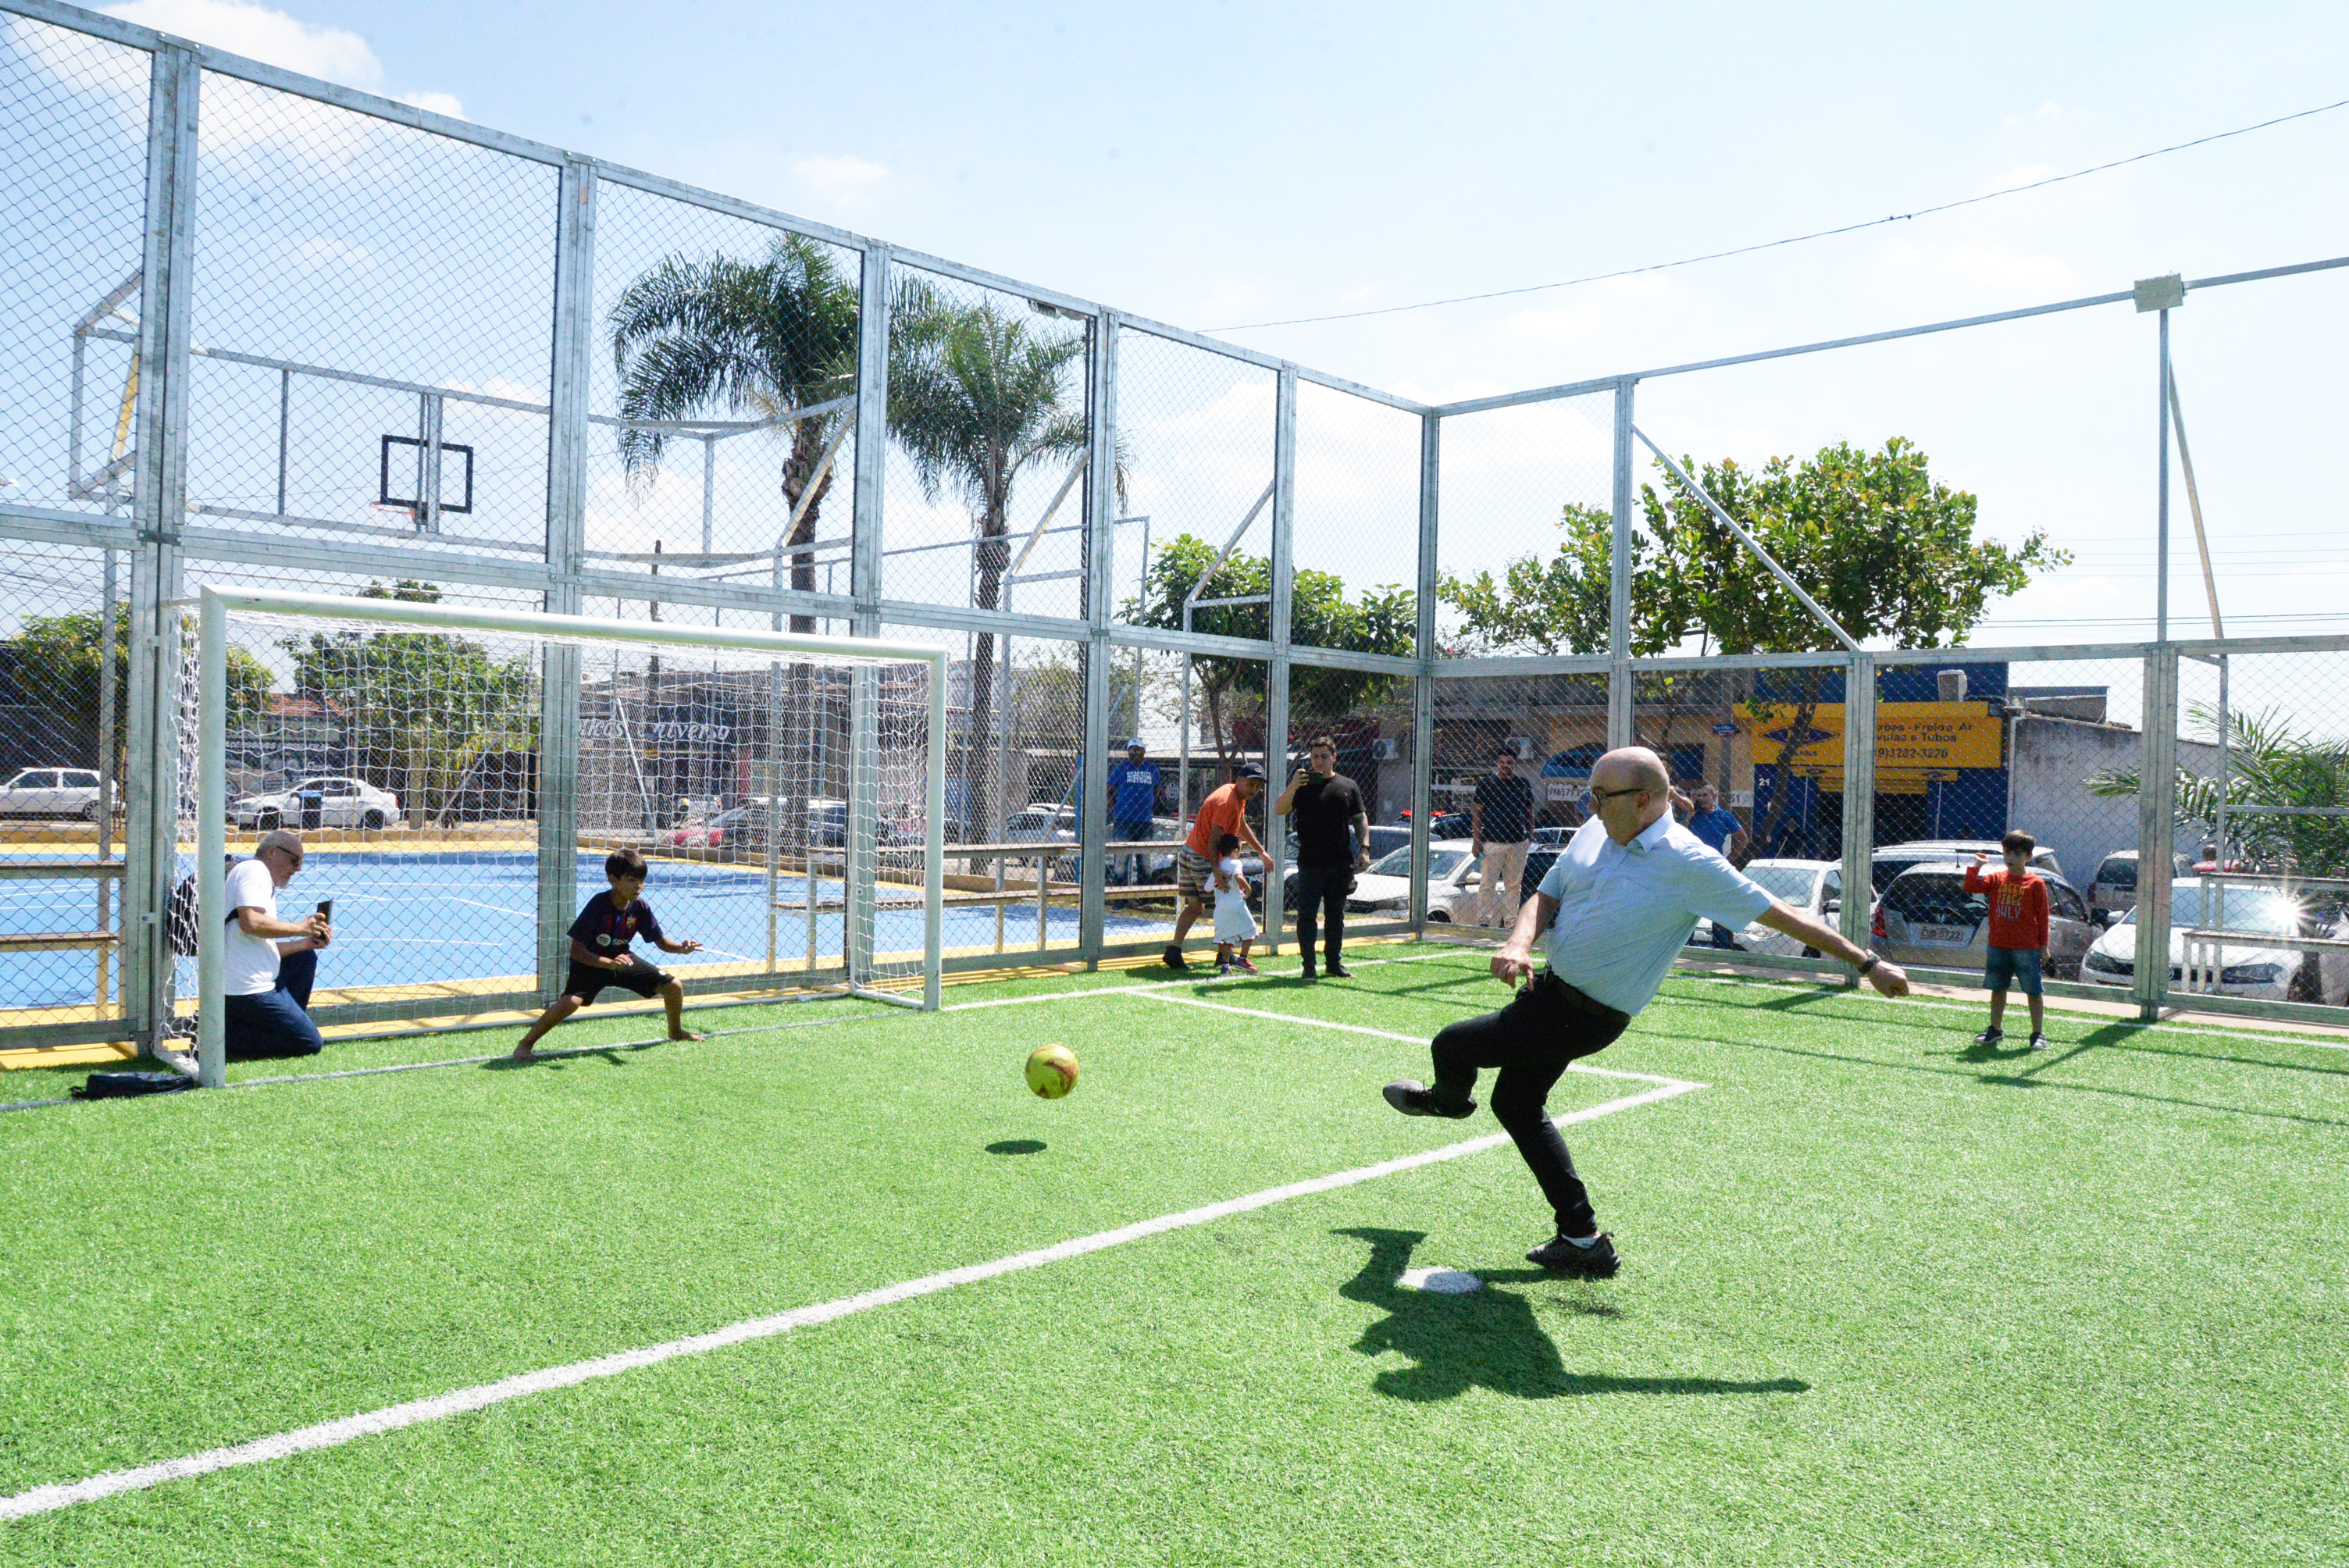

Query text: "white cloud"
[1941, 244, 2073, 293]
[1507, 303, 1602, 345]
[1983, 162, 2055, 194]
[1506, 275, 1671, 346]
[394, 90, 466, 119]
[1882, 240, 2073, 294]
[293, 235, 369, 269]
[105, 0, 380, 86]
[102, 0, 462, 115]
[793, 154, 890, 210]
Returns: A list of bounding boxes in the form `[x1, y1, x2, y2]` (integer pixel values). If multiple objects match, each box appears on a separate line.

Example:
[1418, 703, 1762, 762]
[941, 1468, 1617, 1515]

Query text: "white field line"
[0, 996, 1702, 1522]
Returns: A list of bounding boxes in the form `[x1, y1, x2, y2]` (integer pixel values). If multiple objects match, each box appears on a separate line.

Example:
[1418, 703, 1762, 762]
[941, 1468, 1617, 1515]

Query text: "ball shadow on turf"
[986, 1139, 1047, 1155]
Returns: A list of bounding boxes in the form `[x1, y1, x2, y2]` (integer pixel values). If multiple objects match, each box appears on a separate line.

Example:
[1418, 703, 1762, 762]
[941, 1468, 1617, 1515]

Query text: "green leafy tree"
[280, 583, 537, 826]
[1123, 533, 1414, 764]
[1439, 439, 2068, 855]
[5, 611, 268, 780]
[886, 283, 1107, 833]
[2091, 700, 2349, 877]
[608, 234, 859, 634]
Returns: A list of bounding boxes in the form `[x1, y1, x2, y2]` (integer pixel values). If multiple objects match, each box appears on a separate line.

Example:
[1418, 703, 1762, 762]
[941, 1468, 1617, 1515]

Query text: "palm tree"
[886, 283, 1100, 836]
[2092, 700, 2349, 875]
[608, 233, 859, 633]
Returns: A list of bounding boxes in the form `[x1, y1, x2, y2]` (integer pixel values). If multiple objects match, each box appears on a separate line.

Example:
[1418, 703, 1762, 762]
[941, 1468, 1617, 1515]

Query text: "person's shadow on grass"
[1335, 1228, 1809, 1402]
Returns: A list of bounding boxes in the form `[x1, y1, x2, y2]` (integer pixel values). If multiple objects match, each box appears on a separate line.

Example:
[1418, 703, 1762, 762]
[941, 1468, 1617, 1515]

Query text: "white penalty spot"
[1398, 1267, 1483, 1294]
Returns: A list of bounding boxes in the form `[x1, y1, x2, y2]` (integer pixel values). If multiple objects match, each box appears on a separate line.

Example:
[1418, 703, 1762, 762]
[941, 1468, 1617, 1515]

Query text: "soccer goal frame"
[191, 586, 947, 1089]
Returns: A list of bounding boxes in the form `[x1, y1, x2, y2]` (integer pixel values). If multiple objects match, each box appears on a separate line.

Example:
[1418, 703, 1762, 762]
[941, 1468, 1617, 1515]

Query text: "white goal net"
[169, 587, 943, 1084]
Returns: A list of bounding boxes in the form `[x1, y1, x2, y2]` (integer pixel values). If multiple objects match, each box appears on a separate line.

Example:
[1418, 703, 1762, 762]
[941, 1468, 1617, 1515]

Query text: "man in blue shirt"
[1107, 739, 1160, 885]
[1383, 747, 1910, 1278]
[1684, 782, 1748, 861]
[1681, 782, 1748, 946]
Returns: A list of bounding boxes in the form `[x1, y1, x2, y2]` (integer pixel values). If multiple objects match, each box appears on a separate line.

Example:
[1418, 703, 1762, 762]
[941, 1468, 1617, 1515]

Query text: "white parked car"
[1870, 864, 2100, 979]
[2086, 850, 2196, 918]
[1872, 839, 2063, 894]
[228, 775, 400, 831]
[0, 767, 110, 819]
[2079, 878, 2349, 1004]
[1342, 840, 1484, 921]
[1694, 858, 1844, 956]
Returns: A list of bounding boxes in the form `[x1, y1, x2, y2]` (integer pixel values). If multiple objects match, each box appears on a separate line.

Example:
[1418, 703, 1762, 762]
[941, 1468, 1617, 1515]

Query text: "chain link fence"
[586, 184, 862, 603]
[2, 13, 150, 520]
[12, 0, 2349, 1064]
[184, 70, 558, 559]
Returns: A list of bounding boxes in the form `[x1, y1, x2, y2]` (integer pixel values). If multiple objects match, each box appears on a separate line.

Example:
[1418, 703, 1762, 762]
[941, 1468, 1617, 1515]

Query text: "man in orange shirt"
[1166, 764, 1269, 970]
[1963, 829, 2051, 1051]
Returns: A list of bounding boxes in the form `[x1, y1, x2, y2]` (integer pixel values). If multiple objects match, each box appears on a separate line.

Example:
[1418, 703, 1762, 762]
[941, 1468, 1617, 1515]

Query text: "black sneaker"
[1299, 965, 1317, 982]
[1527, 1232, 1621, 1278]
[2027, 1033, 2049, 1052]
[1382, 1079, 1476, 1119]
[1973, 1027, 2004, 1048]
[1162, 945, 1188, 971]
[1325, 961, 1353, 979]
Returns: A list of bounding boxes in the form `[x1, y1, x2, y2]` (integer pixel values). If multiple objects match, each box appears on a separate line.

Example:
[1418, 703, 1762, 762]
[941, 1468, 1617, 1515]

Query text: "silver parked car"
[1870, 864, 2099, 979]
[228, 775, 401, 830]
[0, 767, 110, 820]
[2078, 878, 2349, 1005]
[1695, 858, 1843, 957]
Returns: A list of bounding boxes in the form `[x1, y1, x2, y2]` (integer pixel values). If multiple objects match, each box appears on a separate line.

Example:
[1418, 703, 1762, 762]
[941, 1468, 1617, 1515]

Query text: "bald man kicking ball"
[1383, 747, 1912, 1277]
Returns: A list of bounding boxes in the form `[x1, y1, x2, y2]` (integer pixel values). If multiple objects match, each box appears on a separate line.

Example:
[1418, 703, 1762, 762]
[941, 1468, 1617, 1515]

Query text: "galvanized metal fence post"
[1076, 310, 1119, 968]
[534, 158, 595, 1003]
[1411, 411, 1440, 932]
[194, 590, 226, 1086]
[123, 42, 199, 1052]
[850, 242, 891, 636]
[2134, 643, 2180, 1020]
[846, 243, 892, 979]
[1264, 364, 1298, 957]
[1838, 650, 1877, 969]
[1607, 377, 1636, 749]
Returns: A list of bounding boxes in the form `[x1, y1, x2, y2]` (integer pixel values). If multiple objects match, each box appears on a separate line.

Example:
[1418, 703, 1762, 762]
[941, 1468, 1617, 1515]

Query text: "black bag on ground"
[73, 1071, 197, 1099]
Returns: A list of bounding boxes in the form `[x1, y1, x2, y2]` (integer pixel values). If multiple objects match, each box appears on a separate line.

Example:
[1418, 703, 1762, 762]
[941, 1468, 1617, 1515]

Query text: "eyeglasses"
[1590, 786, 1648, 804]
[263, 846, 303, 866]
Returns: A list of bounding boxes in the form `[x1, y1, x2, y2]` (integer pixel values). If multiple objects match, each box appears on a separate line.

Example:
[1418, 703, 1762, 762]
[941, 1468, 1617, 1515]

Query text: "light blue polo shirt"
[1536, 814, 1777, 1016]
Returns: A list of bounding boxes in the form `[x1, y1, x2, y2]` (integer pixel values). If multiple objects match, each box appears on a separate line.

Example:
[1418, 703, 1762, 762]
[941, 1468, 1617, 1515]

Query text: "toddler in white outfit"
[1211, 831, 1258, 975]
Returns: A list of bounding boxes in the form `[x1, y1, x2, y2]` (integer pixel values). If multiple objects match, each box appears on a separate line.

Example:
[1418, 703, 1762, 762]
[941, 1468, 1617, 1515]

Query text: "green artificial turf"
[4, 947, 2347, 1565]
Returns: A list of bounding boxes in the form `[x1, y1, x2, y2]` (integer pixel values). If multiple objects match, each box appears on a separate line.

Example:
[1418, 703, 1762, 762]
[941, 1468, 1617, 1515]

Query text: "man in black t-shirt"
[512, 848, 707, 1059]
[1469, 750, 1536, 927]
[1274, 735, 1371, 979]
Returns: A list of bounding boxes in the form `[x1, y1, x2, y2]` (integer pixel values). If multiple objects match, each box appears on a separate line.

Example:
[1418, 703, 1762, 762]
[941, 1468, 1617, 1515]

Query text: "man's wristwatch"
[1855, 953, 1880, 976]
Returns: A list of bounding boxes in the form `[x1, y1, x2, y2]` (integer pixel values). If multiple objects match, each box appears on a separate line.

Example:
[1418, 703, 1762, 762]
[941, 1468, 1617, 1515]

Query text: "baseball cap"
[1235, 763, 1266, 780]
[1125, 737, 1146, 749]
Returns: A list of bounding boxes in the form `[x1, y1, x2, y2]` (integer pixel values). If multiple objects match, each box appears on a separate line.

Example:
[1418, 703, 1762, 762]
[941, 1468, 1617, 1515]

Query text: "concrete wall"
[2008, 716, 2218, 886]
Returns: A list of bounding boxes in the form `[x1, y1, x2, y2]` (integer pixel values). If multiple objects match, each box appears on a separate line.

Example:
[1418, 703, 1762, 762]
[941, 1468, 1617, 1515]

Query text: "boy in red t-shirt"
[1964, 829, 2051, 1051]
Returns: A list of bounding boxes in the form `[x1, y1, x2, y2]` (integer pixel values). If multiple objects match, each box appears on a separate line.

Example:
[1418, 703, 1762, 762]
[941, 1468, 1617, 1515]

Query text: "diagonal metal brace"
[1632, 426, 1859, 653]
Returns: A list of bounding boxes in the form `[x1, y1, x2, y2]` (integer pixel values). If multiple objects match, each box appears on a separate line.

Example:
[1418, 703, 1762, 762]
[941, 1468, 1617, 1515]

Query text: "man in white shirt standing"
[1383, 747, 1910, 1277]
[223, 829, 333, 1059]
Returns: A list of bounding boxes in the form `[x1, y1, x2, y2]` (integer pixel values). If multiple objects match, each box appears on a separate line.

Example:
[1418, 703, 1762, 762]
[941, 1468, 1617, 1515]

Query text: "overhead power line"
[1210, 95, 2349, 333]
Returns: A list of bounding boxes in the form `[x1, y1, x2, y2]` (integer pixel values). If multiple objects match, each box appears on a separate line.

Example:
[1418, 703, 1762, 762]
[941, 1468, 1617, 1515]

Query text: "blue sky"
[62, 0, 2349, 644]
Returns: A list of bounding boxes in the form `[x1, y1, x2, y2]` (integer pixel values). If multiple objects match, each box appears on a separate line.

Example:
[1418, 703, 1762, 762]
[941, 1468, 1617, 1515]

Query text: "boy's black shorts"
[563, 953, 673, 1005]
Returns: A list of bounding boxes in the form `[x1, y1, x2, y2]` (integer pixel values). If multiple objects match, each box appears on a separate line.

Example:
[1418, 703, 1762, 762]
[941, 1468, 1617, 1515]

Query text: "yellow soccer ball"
[1025, 1042, 1078, 1099]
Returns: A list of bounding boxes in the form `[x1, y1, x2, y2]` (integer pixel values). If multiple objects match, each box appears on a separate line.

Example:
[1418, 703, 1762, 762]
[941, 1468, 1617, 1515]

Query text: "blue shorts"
[1983, 945, 2044, 996]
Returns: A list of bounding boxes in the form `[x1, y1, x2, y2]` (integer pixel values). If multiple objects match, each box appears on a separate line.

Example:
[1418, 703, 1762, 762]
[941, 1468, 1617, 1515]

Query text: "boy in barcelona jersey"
[514, 847, 707, 1060]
